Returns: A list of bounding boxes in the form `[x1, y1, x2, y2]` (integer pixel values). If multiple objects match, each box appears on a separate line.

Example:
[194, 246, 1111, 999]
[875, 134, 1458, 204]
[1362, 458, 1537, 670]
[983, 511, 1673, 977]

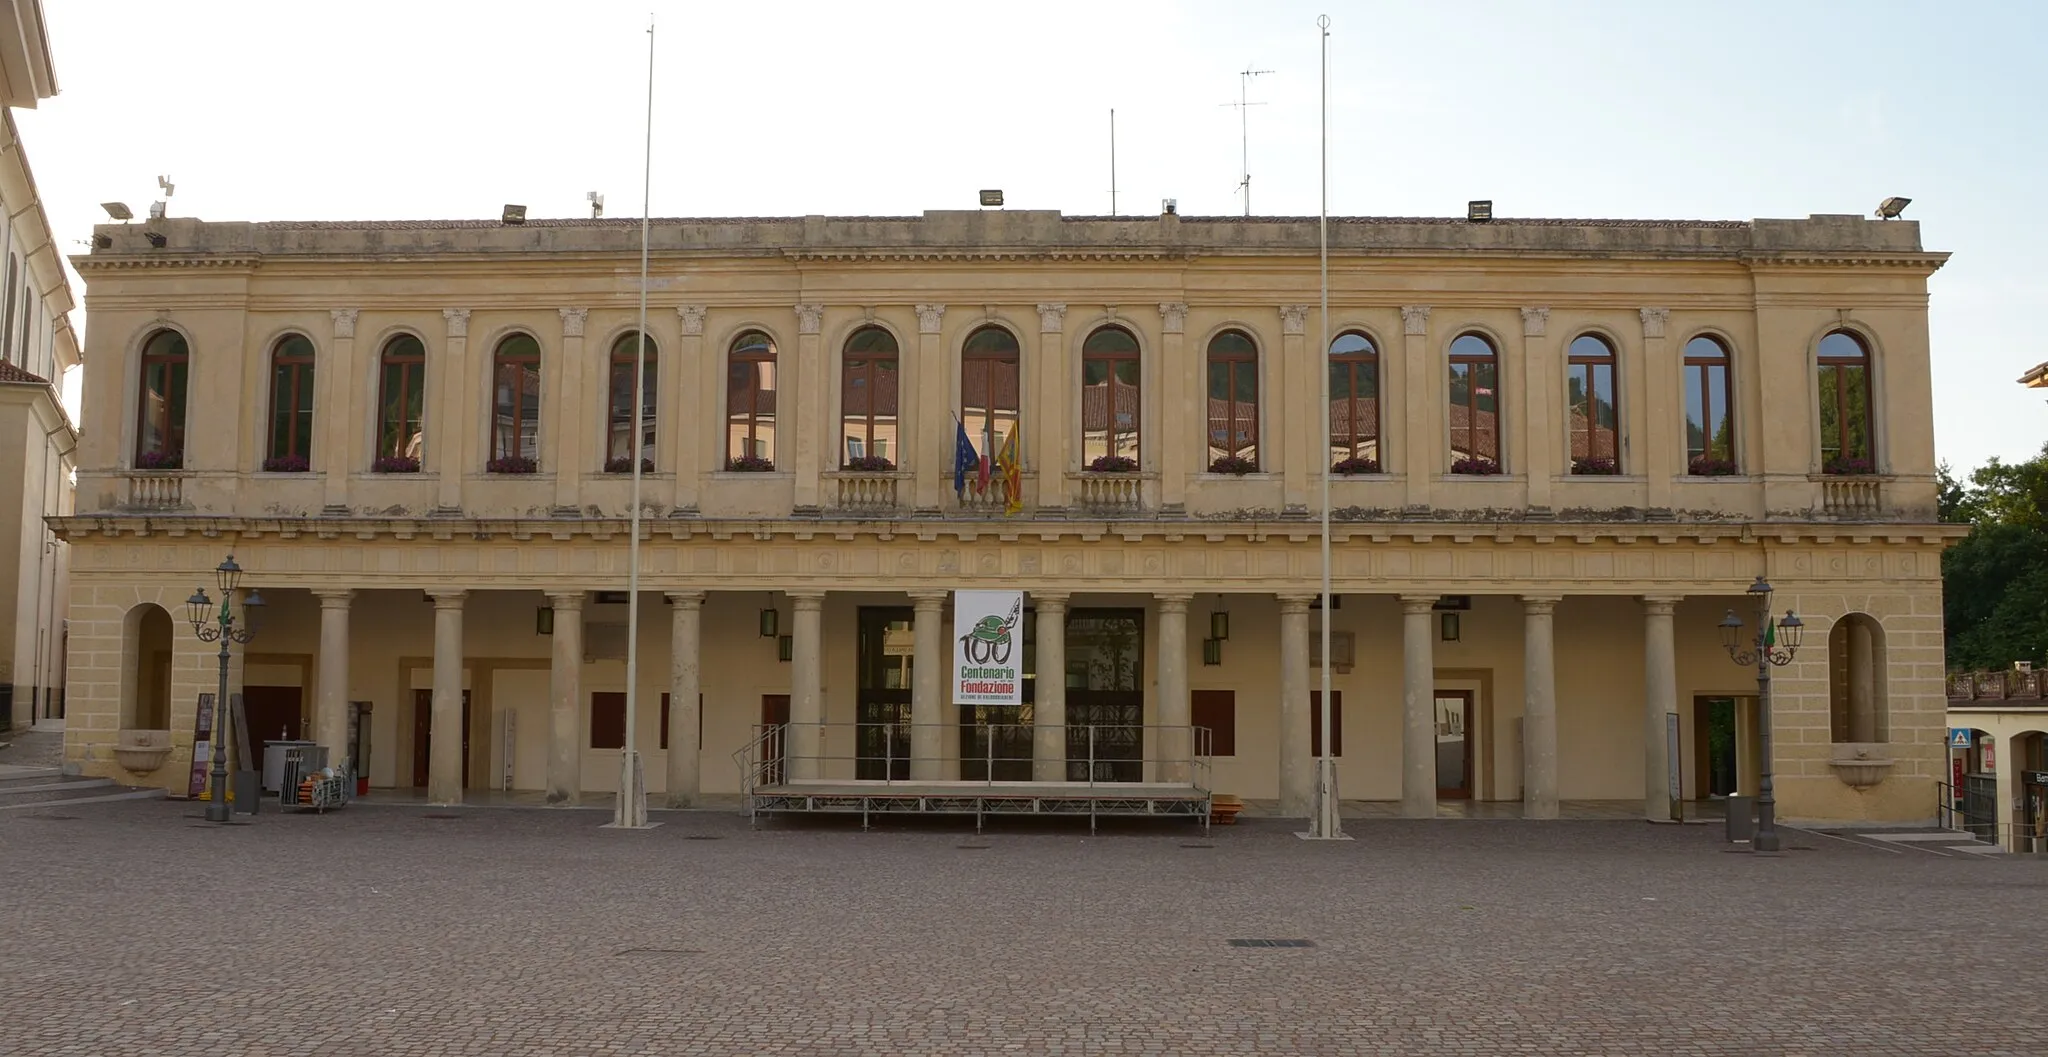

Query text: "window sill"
[1193, 472, 1278, 482]
[252, 470, 321, 478]
[1554, 473, 1644, 483]
[710, 470, 794, 481]
[1434, 473, 1522, 483]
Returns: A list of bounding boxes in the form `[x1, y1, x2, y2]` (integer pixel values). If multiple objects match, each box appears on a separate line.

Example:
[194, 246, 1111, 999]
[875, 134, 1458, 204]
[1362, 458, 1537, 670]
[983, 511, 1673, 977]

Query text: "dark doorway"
[242, 685, 305, 759]
[1434, 690, 1473, 799]
[760, 694, 790, 786]
[961, 605, 1037, 782]
[855, 608, 914, 780]
[1065, 609, 1144, 783]
[411, 688, 472, 788]
[1695, 696, 1738, 798]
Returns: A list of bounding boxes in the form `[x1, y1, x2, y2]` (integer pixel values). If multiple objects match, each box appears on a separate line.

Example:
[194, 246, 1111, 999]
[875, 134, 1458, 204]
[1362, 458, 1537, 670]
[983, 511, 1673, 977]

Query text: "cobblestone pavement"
[5, 801, 2044, 1056]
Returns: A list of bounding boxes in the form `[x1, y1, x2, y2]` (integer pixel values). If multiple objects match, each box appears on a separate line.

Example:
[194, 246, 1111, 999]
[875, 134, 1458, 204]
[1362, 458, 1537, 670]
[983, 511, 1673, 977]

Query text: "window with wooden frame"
[135, 329, 190, 466]
[489, 333, 543, 464]
[1566, 334, 1619, 472]
[1447, 333, 1500, 469]
[606, 331, 658, 467]
[377, 335, 426, 462]
[1683, 335, 1734, 471]
[1329, 331, 1381, 465]
[1081, 325, 1141, 464]
[1191, 690, 1237, 757]
[725, 329, 778, 465]
[266, 334, 316, 467]
[1205, 329, 1259, 468]
[1816, 330, 1874, 471]
[840, 326, 900, 466]
[961, 325, 1020, 460]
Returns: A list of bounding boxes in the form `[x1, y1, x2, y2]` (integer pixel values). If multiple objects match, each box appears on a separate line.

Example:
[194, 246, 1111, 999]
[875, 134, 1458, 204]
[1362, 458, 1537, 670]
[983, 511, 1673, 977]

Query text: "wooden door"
[761, 694, 790, 786]
[242, 685, 305, 750]
[1434, 690, 1473, 799]
[411, 689, 473, 788]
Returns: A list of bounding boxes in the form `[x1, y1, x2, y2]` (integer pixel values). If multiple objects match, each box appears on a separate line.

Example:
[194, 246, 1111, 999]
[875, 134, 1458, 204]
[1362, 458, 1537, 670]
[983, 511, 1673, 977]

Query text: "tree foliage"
[1942, 446, 2048, 669]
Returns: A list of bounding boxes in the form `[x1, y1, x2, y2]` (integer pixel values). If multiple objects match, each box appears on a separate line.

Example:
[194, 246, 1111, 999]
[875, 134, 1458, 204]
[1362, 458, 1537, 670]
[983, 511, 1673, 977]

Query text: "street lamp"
[187, 554, 264, 823]
[1718, 575, 1803, 852]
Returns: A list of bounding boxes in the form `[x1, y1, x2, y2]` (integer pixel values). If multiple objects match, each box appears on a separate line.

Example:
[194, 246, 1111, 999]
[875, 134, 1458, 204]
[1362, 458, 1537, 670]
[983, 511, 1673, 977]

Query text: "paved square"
[4, 801, 2044, 1056]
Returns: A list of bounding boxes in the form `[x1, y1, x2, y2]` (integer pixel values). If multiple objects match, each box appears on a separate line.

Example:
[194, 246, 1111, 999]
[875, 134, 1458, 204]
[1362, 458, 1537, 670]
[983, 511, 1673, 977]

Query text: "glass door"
[1066, 609, 1144, 783]
[856, 608, 913, 780]
[1434, 690, 1472, 799]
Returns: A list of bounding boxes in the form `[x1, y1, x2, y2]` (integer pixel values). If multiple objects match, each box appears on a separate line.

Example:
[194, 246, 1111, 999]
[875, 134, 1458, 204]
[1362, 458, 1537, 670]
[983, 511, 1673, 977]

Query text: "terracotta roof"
[0, 361, 50, 385]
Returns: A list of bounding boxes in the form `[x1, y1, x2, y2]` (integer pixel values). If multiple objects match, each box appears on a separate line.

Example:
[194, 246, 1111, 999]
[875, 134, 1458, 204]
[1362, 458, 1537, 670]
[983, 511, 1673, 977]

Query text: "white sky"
[15, 0, 2044, 473]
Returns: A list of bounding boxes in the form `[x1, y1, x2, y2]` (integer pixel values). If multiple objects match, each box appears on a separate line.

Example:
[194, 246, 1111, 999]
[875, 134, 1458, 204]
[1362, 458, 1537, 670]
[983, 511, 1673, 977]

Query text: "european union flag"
[954, 418, 980, 499]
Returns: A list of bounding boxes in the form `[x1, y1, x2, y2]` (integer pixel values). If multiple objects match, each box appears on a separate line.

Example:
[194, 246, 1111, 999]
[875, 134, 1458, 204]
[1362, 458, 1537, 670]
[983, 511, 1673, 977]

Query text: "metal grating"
[1227, 939, 1315, 948]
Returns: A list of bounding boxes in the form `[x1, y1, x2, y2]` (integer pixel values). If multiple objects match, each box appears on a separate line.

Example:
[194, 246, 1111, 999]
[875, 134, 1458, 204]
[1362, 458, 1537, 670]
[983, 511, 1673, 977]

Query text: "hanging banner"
[954, 590, 1024, 705]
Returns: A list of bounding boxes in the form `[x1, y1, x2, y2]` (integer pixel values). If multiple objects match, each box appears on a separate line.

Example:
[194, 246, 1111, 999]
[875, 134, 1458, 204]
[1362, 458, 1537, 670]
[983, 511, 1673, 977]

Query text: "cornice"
[781, 248, 1190, 263]
[71, 255, 261, 272]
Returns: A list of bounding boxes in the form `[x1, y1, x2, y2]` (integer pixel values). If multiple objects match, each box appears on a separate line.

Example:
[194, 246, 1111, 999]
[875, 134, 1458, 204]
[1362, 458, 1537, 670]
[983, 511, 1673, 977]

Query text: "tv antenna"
[1222, 66, 1272, 216]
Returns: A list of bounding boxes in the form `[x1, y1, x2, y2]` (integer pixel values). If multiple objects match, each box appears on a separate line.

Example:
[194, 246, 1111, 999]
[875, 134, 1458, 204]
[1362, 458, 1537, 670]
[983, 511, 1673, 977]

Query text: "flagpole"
[611, 12, 656, 829]
[1306, 12, 1346, 841]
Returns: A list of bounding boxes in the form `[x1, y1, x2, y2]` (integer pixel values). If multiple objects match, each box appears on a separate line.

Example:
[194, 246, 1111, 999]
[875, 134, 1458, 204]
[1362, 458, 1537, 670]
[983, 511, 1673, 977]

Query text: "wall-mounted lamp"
[778, 635, 793, 662]
[1202, 638, 1223, 666]
[759, 594, 778, 638]
[1440, 612, 1460, 642]
[537, 606, 555, 636]
[1210, 596, 1230, 641]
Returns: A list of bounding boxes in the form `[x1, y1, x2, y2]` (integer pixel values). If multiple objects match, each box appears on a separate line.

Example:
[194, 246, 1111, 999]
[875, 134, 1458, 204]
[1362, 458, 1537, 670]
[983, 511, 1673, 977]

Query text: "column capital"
[330, 309, 359, 339]
[914, 303, 946, 334]
[908, 590, 947, 611]
[788, 590, 826, 610]
[426, 588, 467, 609]
[1277, 593, 1316, 614]
[1279, 304, 1309, 335]
[1037, 302, 1068, 332]
[1032, 591, 1070, 610]
[558, 307, 588, 337]
[676, 304, 707, 335]
[1401, 305, 1431, 336]
[794, 303, 824, 334]
[664, 590, 705, 609]
[1155, 593, 1193, 613]
[1522, 595, 1563, 614]
[545, 591, 585, 611]
[442, 308, 470, 338]
[1641, 594, 1683, 615]
[311, 588, 355, 607]
[1640, 307, 1670, 339]
[1157, 301, 1187, 334]
[1399, 593, 1439, 614]
[1520, 306, 1550, 337]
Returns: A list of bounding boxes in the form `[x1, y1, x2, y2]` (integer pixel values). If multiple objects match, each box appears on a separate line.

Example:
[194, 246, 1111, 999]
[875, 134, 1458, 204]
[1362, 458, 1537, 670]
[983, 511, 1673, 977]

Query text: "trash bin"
[262, 740, 324, 792]
[1725, 795, 1755, 843]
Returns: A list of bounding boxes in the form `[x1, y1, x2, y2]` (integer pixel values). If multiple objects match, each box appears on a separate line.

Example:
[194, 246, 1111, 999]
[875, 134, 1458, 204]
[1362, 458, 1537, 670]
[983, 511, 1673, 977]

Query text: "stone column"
[1519, 307, 1554, 514]
[1522, 595, 1561, 819]
[1642, 596, 1681, 820]
[312, 589, 353, 762]
[1400, 593, 1439, 818]
[545, 591, 584, 805]
[1640, 309, 1674, 515]
[1995, 732, 2018, 846]
[321, 310, 358, 511]
[1156, 594, 1192, 782]
[674, 305, 707, 513]
[436, 310, 470, 510]
[552, 308, 588, 511]
[426, 589, 467, 806]
[791, 303, 824, 513]
[1400, 307, 1432, 511]
[1032, 592, 1069, 782]
[664, 591, 703, 806]
[1277, 594, 1314, 817]
[1848, 619, 1877, 743]
[909, 590, 947, 780]
[787, 591, 825, 780]
[1278, 305, 1312, 514]
[912, 303, 948, 513]
[1156, 303, 1189, 512]
[1036, 303, 1069, 512]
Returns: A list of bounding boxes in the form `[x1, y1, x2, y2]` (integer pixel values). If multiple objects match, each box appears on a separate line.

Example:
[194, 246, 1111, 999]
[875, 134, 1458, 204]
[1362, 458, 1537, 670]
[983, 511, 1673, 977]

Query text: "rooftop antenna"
[1109, 108, 1118, 216]
[587, 191, 605, 218]
[150, 174, 174, 220]
[1222, 66, 1272, 216]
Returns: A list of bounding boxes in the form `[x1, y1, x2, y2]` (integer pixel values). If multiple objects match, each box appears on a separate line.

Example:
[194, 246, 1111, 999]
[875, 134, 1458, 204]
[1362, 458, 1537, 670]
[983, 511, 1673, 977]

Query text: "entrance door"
[243, 685, 305, 755]
[1434, 690, 1473, 799]
[411, 689, 472, 788]
[760, 694, 790, 786]
[1065, 609, 1144, 783]
[1694, 696, 1738, 798]
[855, 608, 913, 780]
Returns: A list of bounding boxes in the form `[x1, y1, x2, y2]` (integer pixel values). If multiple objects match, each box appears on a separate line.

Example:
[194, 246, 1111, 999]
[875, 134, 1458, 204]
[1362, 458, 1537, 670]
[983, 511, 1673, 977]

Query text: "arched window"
[377, 335, 427, 463]
[1566, 334, 1619, 473]
[122, 604, 173, 730]
[606, 331, 657, 469]
[1828, 613, 1888, 743]
[1683, 336, 1735, 473]
[490, 333, 542, 466]
[1447, 334, 1500, 470]
[1329, 331, 1380, 467]
[1817, 330, 1873, 472]
[267, 334, 316, 468]
[840, 326, 900, 467]
[726, 330, 778, 467]
[135, 330, 189, 467]
[961, 325, 1021, 461]
[1205, 329, 1259, 469]
[1081, 325, 1141, 464]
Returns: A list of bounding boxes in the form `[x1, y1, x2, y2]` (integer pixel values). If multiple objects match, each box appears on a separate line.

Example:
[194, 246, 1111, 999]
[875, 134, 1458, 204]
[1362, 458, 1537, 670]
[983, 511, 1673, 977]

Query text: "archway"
[121, 604, 174, 730]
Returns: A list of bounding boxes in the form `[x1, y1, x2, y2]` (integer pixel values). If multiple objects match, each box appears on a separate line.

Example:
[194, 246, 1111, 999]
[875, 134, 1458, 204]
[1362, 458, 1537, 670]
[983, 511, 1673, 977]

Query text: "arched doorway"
[121, 604, 174, 731]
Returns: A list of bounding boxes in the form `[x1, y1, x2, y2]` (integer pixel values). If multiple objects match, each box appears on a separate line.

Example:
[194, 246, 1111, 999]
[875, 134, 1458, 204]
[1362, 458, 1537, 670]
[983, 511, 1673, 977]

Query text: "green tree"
[1942, 444, 2048, 669]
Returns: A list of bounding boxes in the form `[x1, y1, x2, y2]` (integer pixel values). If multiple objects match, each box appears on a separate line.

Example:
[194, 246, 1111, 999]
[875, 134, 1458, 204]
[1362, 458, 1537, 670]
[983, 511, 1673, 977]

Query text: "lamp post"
[1718, 575, 1802, 852]
[186, 554, 264, 824]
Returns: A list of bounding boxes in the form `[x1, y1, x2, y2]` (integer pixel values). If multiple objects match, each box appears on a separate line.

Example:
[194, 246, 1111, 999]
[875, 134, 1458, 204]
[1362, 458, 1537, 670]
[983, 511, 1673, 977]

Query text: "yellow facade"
[55, 208, 1957, 822]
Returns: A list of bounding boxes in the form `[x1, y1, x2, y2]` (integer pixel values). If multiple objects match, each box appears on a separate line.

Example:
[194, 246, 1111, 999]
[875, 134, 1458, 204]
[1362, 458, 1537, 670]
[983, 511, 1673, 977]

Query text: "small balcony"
[1067, 471, 1155, 517]
[1814, 474, 1884, 517]
[122, 471, 188, 511]
[823, 470, 909, 516]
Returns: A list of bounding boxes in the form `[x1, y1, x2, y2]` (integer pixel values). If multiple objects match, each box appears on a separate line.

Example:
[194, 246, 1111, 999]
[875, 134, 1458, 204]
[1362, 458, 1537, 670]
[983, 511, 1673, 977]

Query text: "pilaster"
[1400, 307, 1432, 511]
[676, 304, 707, 513]
[1641, 308, 1673, 515]
[1520, 307, 1553, 514]
[1157, 303, 1188, 512]
[1036, 303, 1068, 512]
[552, 308, 588, 511]
[791, 304, 824, 513]
[321, 310, 358, 511]
[1279, 305, 1311, 513]
[913, 303, 948, 513]
[435, 309, 470, 511]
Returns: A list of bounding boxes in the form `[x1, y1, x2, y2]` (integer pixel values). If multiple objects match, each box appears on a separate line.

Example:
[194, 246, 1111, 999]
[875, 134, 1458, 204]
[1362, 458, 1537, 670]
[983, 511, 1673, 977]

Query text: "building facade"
[0, 0, 77, 733]
[57, 207, 1955, 822]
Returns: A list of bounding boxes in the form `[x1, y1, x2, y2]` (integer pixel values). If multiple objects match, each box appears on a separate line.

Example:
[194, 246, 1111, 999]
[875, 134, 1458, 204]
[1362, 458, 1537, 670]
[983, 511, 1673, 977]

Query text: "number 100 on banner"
[954, 589, 1024, 705]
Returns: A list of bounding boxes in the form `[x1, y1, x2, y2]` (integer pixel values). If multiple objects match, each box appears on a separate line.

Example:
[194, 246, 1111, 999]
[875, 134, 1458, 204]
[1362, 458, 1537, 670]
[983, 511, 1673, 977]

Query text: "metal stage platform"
[734, 722, 1214, 833]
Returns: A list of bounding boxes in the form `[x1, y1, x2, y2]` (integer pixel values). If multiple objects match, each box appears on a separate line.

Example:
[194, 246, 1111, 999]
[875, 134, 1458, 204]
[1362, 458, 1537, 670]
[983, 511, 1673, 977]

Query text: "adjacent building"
[55, 205, 1956, 823]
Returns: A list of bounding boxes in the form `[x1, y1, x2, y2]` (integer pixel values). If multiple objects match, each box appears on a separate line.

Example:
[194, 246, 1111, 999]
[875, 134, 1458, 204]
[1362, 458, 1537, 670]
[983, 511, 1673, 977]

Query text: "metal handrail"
[731, 721, 1212, 800]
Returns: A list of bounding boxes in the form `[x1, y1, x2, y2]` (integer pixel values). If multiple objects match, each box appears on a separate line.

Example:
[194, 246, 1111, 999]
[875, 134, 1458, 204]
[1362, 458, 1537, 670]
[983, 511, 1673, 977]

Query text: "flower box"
[1207, 454, 1257, 475]
[1087, 455, 1139, 473]
[261, 454, 310, 473]
[1822, 456, 1876, 476]
[1450, 456, 1501, 476]
[604, 456, 656, 474]
[1331, 457, 1381, 476]
[135, 449, 183, 471]
[843, 455, 896, 472]
[1571, 457, 1619, 476]
[486, 456, 538, 475]
[727, 455, 776, 472]
[1687, 456, 1739, 477]
[371, 455, 421, 474]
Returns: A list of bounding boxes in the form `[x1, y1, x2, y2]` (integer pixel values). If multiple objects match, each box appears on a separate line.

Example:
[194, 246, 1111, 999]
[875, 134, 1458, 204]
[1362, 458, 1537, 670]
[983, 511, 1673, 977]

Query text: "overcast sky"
[16, 0, 2043, 473]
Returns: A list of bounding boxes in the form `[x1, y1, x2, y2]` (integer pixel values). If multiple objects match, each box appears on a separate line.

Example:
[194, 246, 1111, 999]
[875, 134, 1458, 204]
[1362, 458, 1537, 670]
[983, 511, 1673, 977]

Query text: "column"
[912, 303, 948, 513]
[1642, 596, 1680, 821]
[552, 308, 588, 511]
[312, 589, 353, 763]
[1036, 304, 1068, 512]
[1400, 307, 1432, 511]
[426, 589, 466, 806]
[434, 310, 472, 510]
[674, 305, 707, 513]
[1277, 594, 1314, 817]
[1156, 594, 1192, 782]
[665, 591, 703, 807]
[791, 304, 824, 513]
[1279, 305, 1311, 514]
[1400, 594, 1438, 818]
[1032, 592, 1069, 782]
[1519, 307, 1554, 514]
[787, 591, 825, 780]
[1640, 309, 1674, 515]
[321, 311, 358, 510]
[909, 590, 947, 780]
[1995, 732, 2018, 848]
[1848, 620, 1876, 742]
[545, 591, 584, 805]
[1522, 595, 1561, 819]
[1157, 304, 1189, 512]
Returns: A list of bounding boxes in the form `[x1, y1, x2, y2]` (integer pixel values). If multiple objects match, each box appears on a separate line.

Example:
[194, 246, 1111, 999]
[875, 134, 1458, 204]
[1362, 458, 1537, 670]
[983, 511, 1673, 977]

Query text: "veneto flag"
[996, 426, 1022, 516]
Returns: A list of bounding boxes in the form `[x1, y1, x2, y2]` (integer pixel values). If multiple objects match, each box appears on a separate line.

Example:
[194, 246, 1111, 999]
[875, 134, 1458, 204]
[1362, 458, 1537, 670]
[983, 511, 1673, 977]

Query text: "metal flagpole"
[1305, 13, 1346, 841]
[612, 13, 657, 829]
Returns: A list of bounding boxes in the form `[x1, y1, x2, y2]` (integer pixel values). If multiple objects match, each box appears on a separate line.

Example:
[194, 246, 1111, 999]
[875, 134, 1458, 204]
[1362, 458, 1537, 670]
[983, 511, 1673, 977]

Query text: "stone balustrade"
[123, 471, 187, 511]
[1816, 475, 1883, 517]
[823, 470, 908, 515]
[1068, 471, 1153, 516]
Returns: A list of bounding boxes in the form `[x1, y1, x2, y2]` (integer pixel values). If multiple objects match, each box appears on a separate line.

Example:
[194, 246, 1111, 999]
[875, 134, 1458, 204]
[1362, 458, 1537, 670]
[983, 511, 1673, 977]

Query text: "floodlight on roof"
[101, 202, 133, 221]
[587, 192, 604, 218]
[979, 189, 1004, 207]
[502, 204, 527, 225]
[1875, 196, 1911, 219]
[1467, 200, 1493, 222]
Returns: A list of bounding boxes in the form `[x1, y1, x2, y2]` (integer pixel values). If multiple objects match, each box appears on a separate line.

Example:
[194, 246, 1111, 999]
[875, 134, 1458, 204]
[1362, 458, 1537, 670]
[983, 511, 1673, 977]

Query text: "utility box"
[232, 770, 261, 815]
[1725, 795, 1755, 843]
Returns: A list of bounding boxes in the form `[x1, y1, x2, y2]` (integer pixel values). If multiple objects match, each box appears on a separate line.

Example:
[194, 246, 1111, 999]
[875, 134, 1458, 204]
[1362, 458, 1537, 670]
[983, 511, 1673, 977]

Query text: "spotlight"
[101, 202, 133, 221]
[979, 189, 1004, 207]
[587, 192, 604, 218]
[502, 204, 527, 225]
[1467, 200, 1493, 222]
[1875, 196, 1911, 220]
